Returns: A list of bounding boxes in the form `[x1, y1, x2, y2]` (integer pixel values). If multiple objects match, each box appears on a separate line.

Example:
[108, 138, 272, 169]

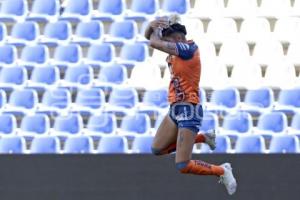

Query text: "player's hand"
[150, 18, 169, 29]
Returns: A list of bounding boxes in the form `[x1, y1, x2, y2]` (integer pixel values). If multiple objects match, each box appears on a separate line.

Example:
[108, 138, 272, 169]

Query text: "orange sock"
[155, 133, 206, 155]
[178, 160, 224, 176]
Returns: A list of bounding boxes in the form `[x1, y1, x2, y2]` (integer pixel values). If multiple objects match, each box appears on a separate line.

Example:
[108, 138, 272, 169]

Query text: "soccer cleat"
[204, 130, 216, 150]
[219, 163, 237, 195]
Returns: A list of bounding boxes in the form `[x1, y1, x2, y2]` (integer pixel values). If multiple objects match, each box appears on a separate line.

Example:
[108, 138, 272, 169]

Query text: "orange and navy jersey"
[167, 40, 201, 104]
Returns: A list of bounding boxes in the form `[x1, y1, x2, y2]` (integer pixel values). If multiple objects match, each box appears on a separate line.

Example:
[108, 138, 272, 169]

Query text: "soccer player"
[144, 16, 237, 195]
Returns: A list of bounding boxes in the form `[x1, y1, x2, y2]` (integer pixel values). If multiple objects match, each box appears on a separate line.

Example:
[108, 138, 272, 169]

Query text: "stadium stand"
[0, 136, 26, 154]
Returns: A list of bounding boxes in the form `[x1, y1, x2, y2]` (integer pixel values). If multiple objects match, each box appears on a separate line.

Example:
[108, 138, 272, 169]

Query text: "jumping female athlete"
[144, 16, 237, 195]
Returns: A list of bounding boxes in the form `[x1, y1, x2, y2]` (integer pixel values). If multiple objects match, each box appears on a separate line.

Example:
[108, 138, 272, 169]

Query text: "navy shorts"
[168, 102, 203, 134]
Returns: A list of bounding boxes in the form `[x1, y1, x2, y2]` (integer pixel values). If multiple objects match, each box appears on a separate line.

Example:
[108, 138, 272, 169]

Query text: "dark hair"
[162, 23, 187, 37]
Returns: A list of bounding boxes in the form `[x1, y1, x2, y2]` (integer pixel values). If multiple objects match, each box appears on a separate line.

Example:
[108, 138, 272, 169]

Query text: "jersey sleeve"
[175, 42, 198, 60]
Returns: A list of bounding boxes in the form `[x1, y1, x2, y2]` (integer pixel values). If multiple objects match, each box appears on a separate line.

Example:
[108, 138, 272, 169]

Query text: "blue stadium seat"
[60, 0, 92, 22]
[62, 64, 93, 88]
[38, 88, 71, 116]
[20, 45, 49, 70]
[269, 135, 300, 153]
[53, 44, 82, 70]
[52, 114, 83, 138]
[27, 0, 59, 22]
[64, 136, 93, 154]
[19, 114, 50, 138]
[119, 43, 149, 69]
[86, 113, 117, 138]
[199, 112, 219, 132]
[199, 88, 207, 104]
[275, 87, 300, 115]
[153, 114, 164, 131]
[0, 90, 6, 109]
[5, 89, 38, 117]
[131, 135, 154, 153]
[221, 112, 253, 139]
[138, 88, 168, 118]
[97, 135, 128, 153]
[235, 135, 266, 153]
[0, 114, 16, 135]
[0, 66, 27, 92]
[39, 21, 72, 47]
[119, 113, 151, 137]
[105, 20, 138, 46]
[207, 88, 240, 114]
[85, 43, 115, 69]
[0, 0, 28, 22]
[30, 136, 60, 154]
[0, 136, 26, 154]
[106, 87, 138, 116]
[0, 23, 7, 43]
[96, 64, 128, 92]
[93, 0, 126, 22]
[240, 88, 274, 116]
[256, 112, 288, 139]
[0, 45, 17, 65]
[28, 65, 60, 90]
[200, 135, 231, 153]
[162, 0, 190, 14]
[126, 0, 158, 21]
[7, 21, 39, 47]
[72, 89, 105, 117]
[290, 113, 300, 133]
[72, 21, 103, 46]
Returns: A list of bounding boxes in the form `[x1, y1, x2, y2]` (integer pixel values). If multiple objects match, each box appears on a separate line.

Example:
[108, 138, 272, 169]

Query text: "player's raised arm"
[149, 28, 178, 56]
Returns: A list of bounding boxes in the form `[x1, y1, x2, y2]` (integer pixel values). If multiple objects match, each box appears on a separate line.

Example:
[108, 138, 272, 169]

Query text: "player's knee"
[175, 161, 190, 174]
[151, 147, 162, 156]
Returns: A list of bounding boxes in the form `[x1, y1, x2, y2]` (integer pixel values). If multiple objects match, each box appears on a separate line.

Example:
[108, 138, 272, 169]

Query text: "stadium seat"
[153, 114, 164, 132]
[64, 136, 93, 154]
[0, 45, 17, 65]
[20, 45, 49, 70]
[287, 41, 300, 66]
[235, 135, 266, 153]
[93, 0, 126, 22]
[125, 0, 158, 21]
[0, 66, 27, 92]
[119, 43, 149, 69]
[60, 0, 92, 22]
[105, 20, 138, 46]
[240, 87, 274, 116]
[7, 21, 39, 47]
[224, 0, 257, 19]
[269, 135, 299, 153]
[62, 64, 93, 88]
[189, 0, 224, 19]
[138, 88, 168, 118]
[291, 0, 300, 17]
[200, 135, 231, 153]
[161, 0, 190, 15]
[258, 0, 291, 19]
[274, 88, 300, 115]
[30, 136, 60, 154]
[52, 114, 83, 138]
[131, 135, 154, 153]
[119, 113, 151, 137]
[263, 61, 297, 89]
[240, 18, 271, 44]
[207, 88, 240, 114]
[106, 87, 138, 116]
[206, 18, 237, 44]
[181, 18, 204, 41]
[229, 62, 263, 89]
[52, 44, 82, 70]
[85, 113, 117, 138]
[96, 64, 128, 92]
[199, 112, 219, 132]
[27, 0, 60, 22]
[28, 65, 60, 90]
[38, 88, 71, 116]
[5, 89, 38, 116]
[0, 0, 28, 22]
[39, 21, 72, 47]
[273, 17, 300, 44]
[255, 112, 288, 139]
[0, 90, 6, 109]
[97, 135, 128, 153]
[289, 113, 300, 133]
[151, 49, 168, 68]
[72, 89, 105, 116]
[196, 40, 216, 67]
[0, 136, 26, 154]
[19, 114, 50, 138]
[72, 21, 103, 46]
[0, 114, 17, 135]
[85, 43, 115, 69]
[199, 88, 207, 105]
[0, 23, 7, 43]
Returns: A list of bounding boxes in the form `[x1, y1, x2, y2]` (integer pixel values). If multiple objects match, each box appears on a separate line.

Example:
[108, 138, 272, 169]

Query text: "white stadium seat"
[224, 0, 258, 20]
[189, 0, 225, 20]
[273, 17, 300, 44]
[200, 61, 229, 89]
[258, 0, 291, 19]
[240, 18, 271, 44]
